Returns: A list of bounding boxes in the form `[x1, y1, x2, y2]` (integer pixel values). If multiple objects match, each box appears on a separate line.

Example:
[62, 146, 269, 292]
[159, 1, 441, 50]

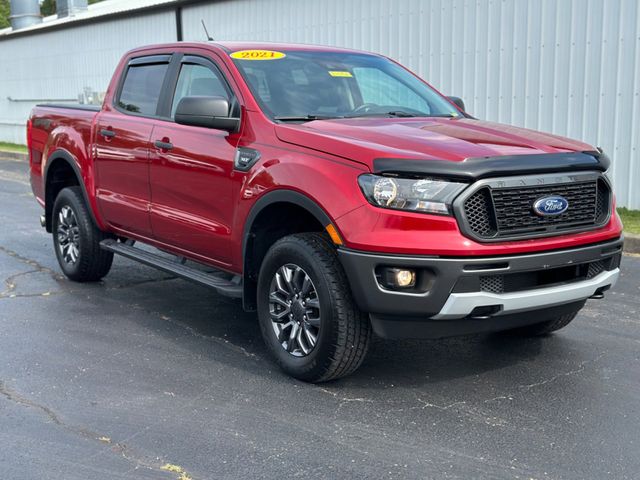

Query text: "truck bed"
[35, 103, 101, 112]
[29, 103, 101, 206]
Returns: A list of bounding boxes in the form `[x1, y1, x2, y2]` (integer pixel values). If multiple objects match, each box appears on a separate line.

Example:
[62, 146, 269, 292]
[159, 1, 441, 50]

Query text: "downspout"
[176, 6, 183, 41]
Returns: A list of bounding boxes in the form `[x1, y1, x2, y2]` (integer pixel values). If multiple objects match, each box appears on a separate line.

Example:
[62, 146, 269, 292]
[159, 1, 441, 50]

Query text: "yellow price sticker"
[230, 50, 286, 60]
[328, 71, 353, 78]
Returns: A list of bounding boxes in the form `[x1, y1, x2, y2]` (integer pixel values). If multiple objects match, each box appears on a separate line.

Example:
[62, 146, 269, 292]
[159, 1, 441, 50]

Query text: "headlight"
[358, 174, 467, 215]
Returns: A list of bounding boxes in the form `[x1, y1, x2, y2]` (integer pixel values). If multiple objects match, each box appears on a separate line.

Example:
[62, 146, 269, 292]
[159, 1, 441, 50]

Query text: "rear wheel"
[52, 187, 114, 282]
[257, 233, 371, 382]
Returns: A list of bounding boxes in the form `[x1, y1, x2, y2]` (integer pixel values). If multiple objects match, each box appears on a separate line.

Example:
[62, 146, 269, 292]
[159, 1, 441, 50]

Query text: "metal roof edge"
[0, 0, 219, 41]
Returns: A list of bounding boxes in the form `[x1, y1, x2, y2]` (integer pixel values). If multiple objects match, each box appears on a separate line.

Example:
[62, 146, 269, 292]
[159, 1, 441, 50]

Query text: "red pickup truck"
[28, 42, 623, 382]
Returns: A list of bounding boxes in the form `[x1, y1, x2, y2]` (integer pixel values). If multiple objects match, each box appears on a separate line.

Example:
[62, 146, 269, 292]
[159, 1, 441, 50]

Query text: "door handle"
[154, 139, 173, 151]
[100, 128, 116, 139]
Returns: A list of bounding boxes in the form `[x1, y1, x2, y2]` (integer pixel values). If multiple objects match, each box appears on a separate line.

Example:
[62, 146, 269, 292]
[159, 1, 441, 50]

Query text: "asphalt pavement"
[0, 156, 638, 480]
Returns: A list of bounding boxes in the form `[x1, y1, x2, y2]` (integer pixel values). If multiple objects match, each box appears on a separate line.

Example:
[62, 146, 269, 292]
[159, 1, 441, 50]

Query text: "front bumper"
[338, 237, 623, 338]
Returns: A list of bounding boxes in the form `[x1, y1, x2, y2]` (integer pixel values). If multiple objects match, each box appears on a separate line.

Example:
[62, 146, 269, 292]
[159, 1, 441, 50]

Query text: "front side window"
[171, 63, 229, 118]
[117, 63, 168, 115]
[231, 50, 458, 120]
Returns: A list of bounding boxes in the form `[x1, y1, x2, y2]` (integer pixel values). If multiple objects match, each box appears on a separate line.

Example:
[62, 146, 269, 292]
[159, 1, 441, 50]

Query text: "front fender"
[232, 146, 369, 264]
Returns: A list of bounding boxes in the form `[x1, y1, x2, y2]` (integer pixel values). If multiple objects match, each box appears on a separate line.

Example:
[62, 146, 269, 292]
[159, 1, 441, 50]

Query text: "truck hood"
[274, 117, 595, 167]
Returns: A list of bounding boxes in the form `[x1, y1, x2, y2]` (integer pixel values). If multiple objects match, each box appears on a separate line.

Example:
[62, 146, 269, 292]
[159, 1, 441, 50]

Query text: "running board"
[100, 239, 242, 298]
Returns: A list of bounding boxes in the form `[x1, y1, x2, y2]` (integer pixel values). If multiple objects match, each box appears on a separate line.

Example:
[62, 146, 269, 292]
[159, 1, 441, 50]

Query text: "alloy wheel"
[57, 205, 81, 264]
[268, 263, 321, 357]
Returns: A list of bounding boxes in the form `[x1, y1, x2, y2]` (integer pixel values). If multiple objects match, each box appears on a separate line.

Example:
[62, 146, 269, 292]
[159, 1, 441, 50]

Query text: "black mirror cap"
[175, 96, 240, 132]
[447, 96, 466, 112]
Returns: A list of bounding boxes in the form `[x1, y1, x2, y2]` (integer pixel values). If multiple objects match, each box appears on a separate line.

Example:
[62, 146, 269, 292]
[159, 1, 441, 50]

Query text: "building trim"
[0, 0, 216, 41]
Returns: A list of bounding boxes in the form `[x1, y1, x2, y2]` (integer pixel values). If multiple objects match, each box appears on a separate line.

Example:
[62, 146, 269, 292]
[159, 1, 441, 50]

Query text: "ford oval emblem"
[533, 195, 569, 216]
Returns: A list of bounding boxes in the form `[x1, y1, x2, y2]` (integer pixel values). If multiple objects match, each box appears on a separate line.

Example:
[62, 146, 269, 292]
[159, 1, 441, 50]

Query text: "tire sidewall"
[257, 238, 340, 381]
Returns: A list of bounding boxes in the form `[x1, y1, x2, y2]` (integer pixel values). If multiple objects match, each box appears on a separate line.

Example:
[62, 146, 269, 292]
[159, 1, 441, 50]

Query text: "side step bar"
[100, 239, 242, 298]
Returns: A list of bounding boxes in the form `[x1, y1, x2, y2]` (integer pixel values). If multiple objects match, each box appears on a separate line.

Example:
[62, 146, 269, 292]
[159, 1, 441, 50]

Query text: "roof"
[119, 41, 377, 59]
[213, 41, 369, 54]
[0, 0, 180, 38]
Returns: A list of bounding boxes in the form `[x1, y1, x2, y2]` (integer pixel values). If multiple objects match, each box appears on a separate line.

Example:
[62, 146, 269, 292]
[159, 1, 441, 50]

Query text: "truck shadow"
[102, 263, 555, 389]
[355, 334, 547, 387]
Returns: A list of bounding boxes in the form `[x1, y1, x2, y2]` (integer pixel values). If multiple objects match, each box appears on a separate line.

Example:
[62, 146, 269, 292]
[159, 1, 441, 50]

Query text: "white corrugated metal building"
[1, 0, 638, 207]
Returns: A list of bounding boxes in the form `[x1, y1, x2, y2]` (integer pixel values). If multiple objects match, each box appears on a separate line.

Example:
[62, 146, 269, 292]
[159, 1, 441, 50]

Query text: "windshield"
[230, 50, 459, 120]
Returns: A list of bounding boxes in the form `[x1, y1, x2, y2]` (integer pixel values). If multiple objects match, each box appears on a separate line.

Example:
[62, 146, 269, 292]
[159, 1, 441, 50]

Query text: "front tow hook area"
[468, 305, 503, 320]
[589, 286, 610, 300]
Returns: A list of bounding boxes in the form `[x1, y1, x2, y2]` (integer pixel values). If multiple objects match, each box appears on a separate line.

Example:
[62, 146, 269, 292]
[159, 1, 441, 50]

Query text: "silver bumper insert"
[433, 268, 620, 320]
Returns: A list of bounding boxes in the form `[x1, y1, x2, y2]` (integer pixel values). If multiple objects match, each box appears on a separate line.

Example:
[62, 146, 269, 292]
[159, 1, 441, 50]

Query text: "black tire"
[257, 233, 372, 382]
[52, 186, 114, 282]
[504, 311, 579, 336]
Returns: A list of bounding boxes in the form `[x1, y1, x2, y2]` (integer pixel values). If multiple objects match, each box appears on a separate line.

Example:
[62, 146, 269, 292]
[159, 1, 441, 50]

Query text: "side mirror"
[447, 96, 466, 112]
[175, 96, 240, 132]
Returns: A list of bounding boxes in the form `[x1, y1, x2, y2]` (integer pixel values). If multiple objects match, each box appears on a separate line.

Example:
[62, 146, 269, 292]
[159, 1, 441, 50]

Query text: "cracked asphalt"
[0, 155, 639, 480]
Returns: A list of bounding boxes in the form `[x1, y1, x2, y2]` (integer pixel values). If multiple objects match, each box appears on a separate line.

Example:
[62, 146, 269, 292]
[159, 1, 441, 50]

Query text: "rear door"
[94, 55, 171, 238]
[148, 54, 240, 267]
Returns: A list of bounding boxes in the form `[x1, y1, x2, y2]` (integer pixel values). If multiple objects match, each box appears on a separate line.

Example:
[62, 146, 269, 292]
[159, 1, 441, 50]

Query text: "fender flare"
[242, 189, 333, 258]
[241, 189, 334, 310]
[43, 149, 98, 231]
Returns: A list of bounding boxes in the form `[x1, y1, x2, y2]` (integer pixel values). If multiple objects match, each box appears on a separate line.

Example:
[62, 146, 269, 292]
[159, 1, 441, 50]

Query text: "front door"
[94, 56, 171, 238]
[148, 55, 239, 266]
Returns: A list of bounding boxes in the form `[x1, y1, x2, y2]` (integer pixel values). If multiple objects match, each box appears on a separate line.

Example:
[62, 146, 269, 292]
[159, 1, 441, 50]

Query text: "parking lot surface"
[0, 156, 639, 479]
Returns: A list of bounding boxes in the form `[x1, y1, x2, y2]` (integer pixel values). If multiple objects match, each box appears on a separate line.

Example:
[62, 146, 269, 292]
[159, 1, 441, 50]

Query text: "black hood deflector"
[373, 151, 609, 181]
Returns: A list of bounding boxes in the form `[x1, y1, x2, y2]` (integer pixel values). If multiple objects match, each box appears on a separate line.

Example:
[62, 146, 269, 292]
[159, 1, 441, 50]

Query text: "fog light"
[395, 269, 415, 287]
[382, 268, 416, 289]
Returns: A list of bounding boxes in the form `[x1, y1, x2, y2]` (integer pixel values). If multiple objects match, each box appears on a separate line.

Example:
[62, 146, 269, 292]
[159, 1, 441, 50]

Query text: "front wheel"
[52, 186, 114, 282]
[257, 233, 371, 382]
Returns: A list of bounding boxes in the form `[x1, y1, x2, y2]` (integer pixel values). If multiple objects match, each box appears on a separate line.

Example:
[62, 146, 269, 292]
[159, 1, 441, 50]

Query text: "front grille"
[461, 177, 611, 241]
[464, 188, 497, 237]
[595, 179, 610, 223]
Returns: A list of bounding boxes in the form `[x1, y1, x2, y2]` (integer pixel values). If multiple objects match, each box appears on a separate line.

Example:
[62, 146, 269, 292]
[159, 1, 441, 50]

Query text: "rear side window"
[117, 63, 168, 116]
[171, 63, 229, 118]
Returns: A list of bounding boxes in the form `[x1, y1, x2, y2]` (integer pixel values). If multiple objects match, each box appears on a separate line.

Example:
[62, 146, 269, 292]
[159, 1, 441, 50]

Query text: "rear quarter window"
[117, 63, 168, 116]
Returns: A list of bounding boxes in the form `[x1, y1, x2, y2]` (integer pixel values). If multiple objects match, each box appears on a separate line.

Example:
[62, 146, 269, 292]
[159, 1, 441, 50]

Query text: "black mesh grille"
[480, 275, 504, 293]
[587, 260, 605, 279]
[595, 179, 610, 223]
[463, 188, 497, 237]
[476, 259, 610, 295]
[462, 178, 611, 240]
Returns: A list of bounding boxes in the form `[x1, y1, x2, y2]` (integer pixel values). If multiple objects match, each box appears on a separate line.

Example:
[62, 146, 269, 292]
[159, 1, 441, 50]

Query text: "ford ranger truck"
[27, 42, 623, 382]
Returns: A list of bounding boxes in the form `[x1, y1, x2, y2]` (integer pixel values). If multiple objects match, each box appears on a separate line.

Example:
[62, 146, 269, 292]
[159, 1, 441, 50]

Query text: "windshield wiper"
[344, 110, 417, 118]
[274, 115, 342, 122]
[386, 110, 417, 117]
[275, 112, 459, 122]
[345, 111, 459, 119]
[424, 113, 460, 118]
